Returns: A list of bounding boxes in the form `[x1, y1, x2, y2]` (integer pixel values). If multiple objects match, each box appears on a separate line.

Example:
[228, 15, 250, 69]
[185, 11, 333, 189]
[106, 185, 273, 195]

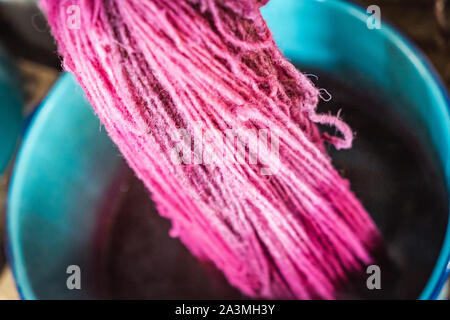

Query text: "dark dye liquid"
[95, 69, 448, 299]
[309, 68, 448, 299]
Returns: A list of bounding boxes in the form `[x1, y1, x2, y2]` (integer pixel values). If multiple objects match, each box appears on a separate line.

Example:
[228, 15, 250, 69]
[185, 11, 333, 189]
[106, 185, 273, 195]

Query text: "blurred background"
[0, 0, 448, 299]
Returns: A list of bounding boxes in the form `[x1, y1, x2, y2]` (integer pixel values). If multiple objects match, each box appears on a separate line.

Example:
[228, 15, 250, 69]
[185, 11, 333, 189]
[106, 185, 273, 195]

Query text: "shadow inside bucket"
[310, 69, 449, 299]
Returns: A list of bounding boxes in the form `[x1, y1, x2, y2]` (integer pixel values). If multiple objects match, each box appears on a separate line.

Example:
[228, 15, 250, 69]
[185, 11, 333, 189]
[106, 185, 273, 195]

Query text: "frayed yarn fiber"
[41, 0, 382, 299]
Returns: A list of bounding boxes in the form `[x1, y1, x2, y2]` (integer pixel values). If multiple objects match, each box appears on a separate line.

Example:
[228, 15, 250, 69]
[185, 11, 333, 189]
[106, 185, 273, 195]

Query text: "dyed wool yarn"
[41, 0, 382, 299]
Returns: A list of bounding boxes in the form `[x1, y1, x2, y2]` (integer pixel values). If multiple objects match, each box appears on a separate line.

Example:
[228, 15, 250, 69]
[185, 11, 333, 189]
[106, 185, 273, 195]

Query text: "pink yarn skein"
[41, 0, 382, 299]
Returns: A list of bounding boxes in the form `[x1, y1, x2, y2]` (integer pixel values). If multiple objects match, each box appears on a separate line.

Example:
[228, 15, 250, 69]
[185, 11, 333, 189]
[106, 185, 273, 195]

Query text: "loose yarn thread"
[41, 0, 382, 299]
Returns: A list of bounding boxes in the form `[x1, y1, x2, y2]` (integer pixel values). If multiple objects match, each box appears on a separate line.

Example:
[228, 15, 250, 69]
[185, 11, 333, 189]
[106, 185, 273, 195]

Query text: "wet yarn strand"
[41, 0, 382, 299]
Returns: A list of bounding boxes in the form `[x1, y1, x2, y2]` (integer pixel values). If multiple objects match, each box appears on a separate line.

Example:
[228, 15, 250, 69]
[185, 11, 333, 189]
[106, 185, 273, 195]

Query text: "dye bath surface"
[96, 71, 448, 299]
[96, 176, 243, 299]
[311, 69, 448, 299]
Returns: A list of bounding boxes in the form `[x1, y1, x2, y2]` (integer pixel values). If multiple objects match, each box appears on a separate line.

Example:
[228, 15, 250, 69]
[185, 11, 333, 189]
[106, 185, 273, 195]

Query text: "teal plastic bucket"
[0, 47, 23, 175]
[7, 0, 450, 299]
[7, 73, 126, 299]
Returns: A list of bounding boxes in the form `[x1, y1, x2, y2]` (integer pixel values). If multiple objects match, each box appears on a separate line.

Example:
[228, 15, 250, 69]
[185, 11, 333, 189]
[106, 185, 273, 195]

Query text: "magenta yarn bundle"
[41, 0, 382, 299]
